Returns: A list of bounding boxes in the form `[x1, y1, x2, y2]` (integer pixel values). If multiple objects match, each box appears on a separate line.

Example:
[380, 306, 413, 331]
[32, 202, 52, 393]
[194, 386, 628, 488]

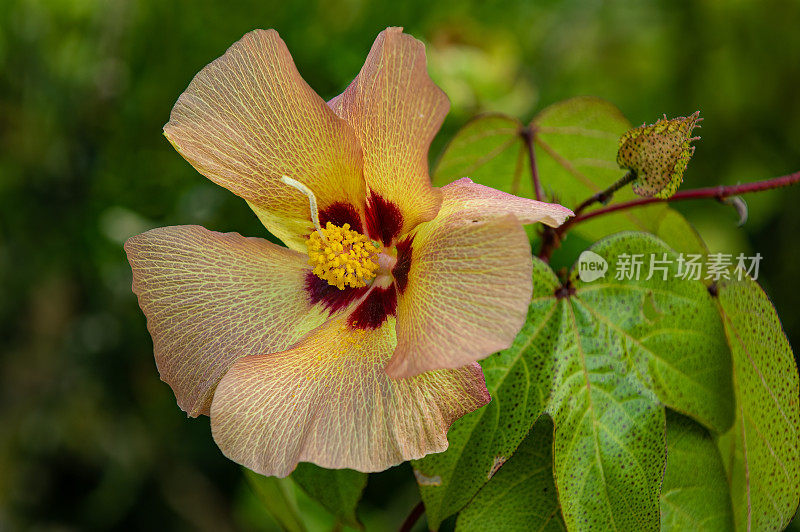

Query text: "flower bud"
[617, 111, 701, 198]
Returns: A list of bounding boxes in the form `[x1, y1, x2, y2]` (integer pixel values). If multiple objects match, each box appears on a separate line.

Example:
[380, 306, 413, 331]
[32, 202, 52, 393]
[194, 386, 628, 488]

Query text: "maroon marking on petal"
[365, 193, 403, 246]
[392, 236, 414, 295]
[319, 202, 363, 234]
[348, 286, 398, 330]
[305, 272, 369, 314]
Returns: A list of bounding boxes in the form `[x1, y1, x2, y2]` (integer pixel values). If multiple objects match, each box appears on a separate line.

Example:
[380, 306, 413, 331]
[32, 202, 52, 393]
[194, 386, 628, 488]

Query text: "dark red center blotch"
[365, 193, 403, 246]
[305, 272, 369, 313]
[319, 202, 363, 234]
[347, 286, 397, 330]
[392, 236, 414, 294]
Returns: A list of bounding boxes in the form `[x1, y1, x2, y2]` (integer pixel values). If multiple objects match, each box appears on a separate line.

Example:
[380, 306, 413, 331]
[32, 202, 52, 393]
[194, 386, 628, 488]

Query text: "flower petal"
[387, 184, 539, 378]
[329, 27, 447, 244]
[439, 178, 574, 227]
[164, 30, 366, 251]
[210, 315, 490, 477]
[124, 225, 327, 417]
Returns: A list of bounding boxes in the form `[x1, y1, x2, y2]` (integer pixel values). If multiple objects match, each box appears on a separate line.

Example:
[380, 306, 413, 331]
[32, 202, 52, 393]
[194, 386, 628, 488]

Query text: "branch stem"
[521, 125, 544, 201]
[538, 169, 800, 261]
[399, 501, 425, 532]
[574, 170, 800, 225]
[572, 170, 636, 216]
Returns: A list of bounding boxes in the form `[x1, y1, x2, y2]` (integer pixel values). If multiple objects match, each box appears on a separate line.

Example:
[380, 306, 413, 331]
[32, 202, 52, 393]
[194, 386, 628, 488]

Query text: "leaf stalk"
[520, 125, 545, 201]
[399, 501, 425, 532]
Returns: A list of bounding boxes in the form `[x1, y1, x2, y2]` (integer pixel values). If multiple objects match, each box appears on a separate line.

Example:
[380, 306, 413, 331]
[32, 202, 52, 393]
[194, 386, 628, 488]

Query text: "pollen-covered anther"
[306, 222, 380, 290]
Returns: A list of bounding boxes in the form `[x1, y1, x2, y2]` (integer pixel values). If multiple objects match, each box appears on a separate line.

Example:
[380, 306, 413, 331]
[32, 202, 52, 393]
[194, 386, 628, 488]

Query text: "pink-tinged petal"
[387, 189, 535, 378]
[438, 178, 574, 227]
[329, 27, 447, 244]
[164, 30, 366, 251]
[124, 225, 327, 417]
[210, 315, 490, 477]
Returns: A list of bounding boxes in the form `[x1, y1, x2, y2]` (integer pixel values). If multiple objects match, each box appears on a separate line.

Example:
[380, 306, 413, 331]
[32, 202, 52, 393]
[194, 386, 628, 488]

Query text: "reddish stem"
[572, 170, 800, 226]
[539, 170, 800, 261]
[399, 501, 425, 532]
[520, 125, 545, 201]
[571, 171, 636, 217]
[521, 124, 563, 260]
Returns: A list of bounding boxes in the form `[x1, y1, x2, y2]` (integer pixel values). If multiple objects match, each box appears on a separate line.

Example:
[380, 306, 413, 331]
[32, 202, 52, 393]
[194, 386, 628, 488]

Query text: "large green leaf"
[244, 468, 306, 532]
[715, 275, 800, 531]
[416, 232, 732, 530]
[412, 258, 562, 530]
[455, 417, 565, 532]
[291, 463, 367, 529]
[548, 232, 733, 529]
[648, 208, 707, 256]
[550, 294, 665, 530]
[431, 98, 706, 254]
[432, 113, 530, 196]
[532, 97, 673, 243]
[569, 233, 734, 432]
[660, 410, 734, 531]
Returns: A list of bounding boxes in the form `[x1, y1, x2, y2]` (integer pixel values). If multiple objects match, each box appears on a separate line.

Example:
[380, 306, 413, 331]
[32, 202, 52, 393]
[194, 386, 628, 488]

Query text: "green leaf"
[533, 97, 684, 246]
[244, 468, 306, 532]
[532, 97, 628, 196]
[569, 233, 734, 432]
[416, 231, 732, 530]
[411, 258, 562, 529]
[291, 463, 367, 529]
[432, 113, 530, 196]
[456, 417, 565, 532]
[415, 232, 732, 529]
[650, 208, 708, 256]
[715, 275, 800, 531]
[660, 410, 734, 531]
[548, 232, 734, 529]
[431, 98, 706, 254]
[550, 294, 665, 530]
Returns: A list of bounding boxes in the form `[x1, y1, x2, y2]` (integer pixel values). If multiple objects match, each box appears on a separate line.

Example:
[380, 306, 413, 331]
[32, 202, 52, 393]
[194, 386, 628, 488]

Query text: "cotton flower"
[125, 27, 572, 477]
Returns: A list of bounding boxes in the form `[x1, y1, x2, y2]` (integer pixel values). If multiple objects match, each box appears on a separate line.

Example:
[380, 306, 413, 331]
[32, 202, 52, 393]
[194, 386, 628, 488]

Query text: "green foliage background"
[1, 0, 799, 529]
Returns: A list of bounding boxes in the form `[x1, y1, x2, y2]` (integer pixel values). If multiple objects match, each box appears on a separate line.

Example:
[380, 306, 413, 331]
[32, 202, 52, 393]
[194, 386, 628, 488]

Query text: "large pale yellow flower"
[125, 27, 572, 477]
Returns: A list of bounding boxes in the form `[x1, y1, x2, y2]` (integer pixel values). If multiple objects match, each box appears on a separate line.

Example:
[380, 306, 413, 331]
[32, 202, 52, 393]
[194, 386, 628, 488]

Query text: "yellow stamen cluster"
[307, 222, 380, 290]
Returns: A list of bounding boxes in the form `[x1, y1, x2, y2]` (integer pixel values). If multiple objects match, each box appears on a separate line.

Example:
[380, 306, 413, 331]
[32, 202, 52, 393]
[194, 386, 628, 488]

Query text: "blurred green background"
[1, 0, 799, 529]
